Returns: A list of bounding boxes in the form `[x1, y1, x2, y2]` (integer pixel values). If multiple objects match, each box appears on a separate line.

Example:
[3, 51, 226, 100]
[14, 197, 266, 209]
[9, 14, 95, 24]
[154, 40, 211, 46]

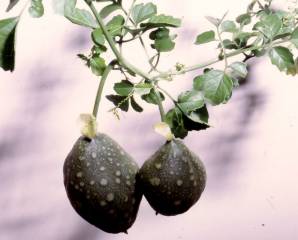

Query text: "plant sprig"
[1, 0, 297, 138]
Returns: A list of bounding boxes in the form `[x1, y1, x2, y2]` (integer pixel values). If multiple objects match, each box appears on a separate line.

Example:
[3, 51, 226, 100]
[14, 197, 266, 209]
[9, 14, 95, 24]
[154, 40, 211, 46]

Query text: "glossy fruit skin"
[63, 133, 142, 234]
[138, 139, 206, 216]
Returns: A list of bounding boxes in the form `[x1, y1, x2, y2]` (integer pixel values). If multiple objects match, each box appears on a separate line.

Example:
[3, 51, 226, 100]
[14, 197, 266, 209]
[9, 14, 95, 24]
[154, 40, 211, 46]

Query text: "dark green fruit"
[138, 139, 206, 216]
[63, 133, 142, 234]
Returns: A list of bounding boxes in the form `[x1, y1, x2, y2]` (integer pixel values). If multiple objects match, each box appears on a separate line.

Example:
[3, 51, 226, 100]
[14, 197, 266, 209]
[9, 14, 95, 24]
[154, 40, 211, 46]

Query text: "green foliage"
[64, 0, 98, 28]
[0, 0, 297, 139]
[0, 17, 19, 71]
[29, 0, 44, 18]
[195, 31, 215, 45]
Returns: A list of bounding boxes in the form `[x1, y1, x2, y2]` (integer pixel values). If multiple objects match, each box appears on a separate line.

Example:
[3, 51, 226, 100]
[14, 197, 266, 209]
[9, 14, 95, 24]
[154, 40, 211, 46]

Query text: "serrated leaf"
[64, 0, 98, 28]
[193, 70, 233, 105]
[291, 27, 298, 48]
[177, 90, 204, 113]
[6, 0, 20, 12]
[195, 30, 215, 45]
[141, 89, 165, 105]
[91, 28, 105, 46]
[131, 96, 143, 112]
[269, 46, 295, 72]
[220, 20, 237, 33]
[153, 37, 175, 52]
[253, 14, 282, 40]
[132, 3, 157, 25]
[114, 80, 133, 96]
[141, 14, 181, 28]
[0, 17, 19, 72]
[89, 56, 106, 76]
[29, 0, 44, 18]
[99, 3, 121, 19]
[106, 95, 129, 112]
[228, 62, 248, 78]
[134, 83, 152, 95]
[106, 15, 125, 36]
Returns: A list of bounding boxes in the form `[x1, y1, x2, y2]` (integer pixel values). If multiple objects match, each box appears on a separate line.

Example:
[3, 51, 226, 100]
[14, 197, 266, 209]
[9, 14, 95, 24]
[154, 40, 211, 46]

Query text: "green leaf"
[253, 14, 282, 40]
[134, 83, 152, 95]
[221, 39, 238, 49]
[131, 96, 143, 112]
[113, 80, 133, 96]
[64, 0, 98, 28]
[89, 56, 106, 76]
[177, 90, 204, 113]
[141, 14, 181, 29]
[141, 89, 165, 105]
[220, 20, 237, 33]
[6, 0, 20, 12]
[149, 28, 175, 52]
[195, 30, 215, 45]
[106, 15, 125, 36]
[132, 3, 157, 25]
[91, 28, 105, 46]
[291, 27, 298, 48]
[236, 13, 251, 25]
[269, 46, 295, 72]
[228, 62, 248, 78]
[0, 17, 19, 72]
[184, 106, 209, 126]
[99, 3, 121, 19]
[106, 95, 129, 112]
[165, 107, 188, 139]
[193, 70, 233, 105]
[29, 0, 44, 18]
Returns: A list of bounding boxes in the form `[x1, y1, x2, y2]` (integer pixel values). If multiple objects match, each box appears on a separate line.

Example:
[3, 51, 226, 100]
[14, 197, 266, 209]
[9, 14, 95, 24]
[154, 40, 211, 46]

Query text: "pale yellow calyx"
[154, 122, 174, 141]
[78, 114, 97, 139]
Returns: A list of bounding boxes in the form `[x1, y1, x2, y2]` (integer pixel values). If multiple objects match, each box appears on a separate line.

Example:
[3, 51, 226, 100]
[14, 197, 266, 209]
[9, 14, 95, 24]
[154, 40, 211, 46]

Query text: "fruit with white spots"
[138, 139, 206, 216]
[63, 133, 142, 233]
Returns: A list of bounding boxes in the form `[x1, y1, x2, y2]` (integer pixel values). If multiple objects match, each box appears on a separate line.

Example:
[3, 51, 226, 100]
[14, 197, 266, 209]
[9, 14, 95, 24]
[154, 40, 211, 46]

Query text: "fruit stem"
[92, 63, 113, 119]
[153, 88, 166, 122]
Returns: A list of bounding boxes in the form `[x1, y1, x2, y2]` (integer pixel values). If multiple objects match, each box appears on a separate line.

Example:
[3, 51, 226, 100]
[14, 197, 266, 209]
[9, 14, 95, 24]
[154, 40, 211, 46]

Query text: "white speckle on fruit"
[190, 175, 195, 181]
[109, 209, 115, 214]
[91, 152, 97, 158]
[155, 163, 162, 169]
[193, 181, 197, 186]
[106, 193, 114, 202]
[170, 171, 174, 175]
[90, 180, 95, 185]
[100, 200, 107, 206]
[115, 178, 121, 184]
[115, 171, 121, 176]
[116, 163, 120, 166]
[80, 182, 85, 187]
[174, 200, 181, 205]
[126, 175, 130, 179]
[189, 168, 194, 174]
[76, 172, 83, 178]
[75, 185, 79, 189]
[86, 195, 90, 199]
[100, 178, 108, 186]
[124, 195, 128, 202]
[126, 180, 131, 186]
[150, 177, 160, 186]
[120, 151, 124, 155]
[86, 162, 90, 167]
[100, 166, 105, 171]
[176, 180, 183, 186]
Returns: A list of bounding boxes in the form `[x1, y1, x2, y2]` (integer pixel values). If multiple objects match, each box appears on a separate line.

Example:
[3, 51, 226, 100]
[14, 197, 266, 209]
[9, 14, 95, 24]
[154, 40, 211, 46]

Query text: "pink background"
[0, 0, 298, 239]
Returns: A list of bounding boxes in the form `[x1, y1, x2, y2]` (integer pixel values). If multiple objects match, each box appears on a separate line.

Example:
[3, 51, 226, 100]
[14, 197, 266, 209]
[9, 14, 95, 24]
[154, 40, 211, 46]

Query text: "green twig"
[92, 63, 113, 118]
